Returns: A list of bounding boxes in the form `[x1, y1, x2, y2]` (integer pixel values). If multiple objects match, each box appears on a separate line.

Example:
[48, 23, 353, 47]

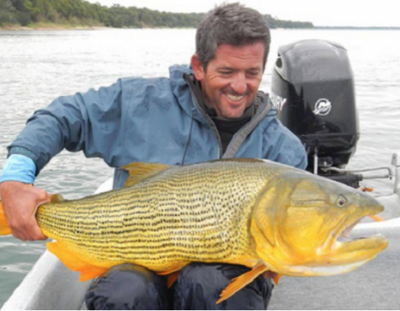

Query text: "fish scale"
[36, 160, 279, 270]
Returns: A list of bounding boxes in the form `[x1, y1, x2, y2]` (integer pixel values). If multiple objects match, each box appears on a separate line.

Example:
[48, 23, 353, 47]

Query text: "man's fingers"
[9, 216, 47, 241]
[36, 189, 51, 205]
[0, 181, 49, 241]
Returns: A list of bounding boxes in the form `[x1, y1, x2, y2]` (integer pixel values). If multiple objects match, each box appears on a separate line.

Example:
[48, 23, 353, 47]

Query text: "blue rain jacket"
[8, 65, 307, 188]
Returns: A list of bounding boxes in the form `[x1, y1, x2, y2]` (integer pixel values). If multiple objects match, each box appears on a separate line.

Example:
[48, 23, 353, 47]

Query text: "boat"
[2, 40, 400, 309]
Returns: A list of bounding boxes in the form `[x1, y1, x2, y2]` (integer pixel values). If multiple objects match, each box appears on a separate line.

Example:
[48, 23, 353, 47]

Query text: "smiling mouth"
[226, 94, 245, 102]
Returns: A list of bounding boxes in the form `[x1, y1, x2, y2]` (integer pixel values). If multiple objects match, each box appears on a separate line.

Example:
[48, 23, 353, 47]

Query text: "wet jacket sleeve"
[7, 79, 126, 174]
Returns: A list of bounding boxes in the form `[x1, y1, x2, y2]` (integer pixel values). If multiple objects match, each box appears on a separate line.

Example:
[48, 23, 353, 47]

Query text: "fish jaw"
[250, 170, 388, 277]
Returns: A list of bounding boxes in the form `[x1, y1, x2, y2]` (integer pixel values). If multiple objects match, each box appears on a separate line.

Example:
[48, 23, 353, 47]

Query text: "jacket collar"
[168, 64, 272, 125]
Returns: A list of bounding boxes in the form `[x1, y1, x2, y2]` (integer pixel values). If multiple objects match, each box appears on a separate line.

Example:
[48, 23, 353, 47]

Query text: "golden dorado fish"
[0, 159, 388, 303]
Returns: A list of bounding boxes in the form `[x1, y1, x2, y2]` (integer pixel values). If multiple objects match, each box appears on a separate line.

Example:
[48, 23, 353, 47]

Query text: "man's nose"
[231, 73, 247, 94]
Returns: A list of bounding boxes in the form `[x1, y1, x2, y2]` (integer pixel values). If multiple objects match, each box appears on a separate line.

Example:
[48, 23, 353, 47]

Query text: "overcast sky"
[86, 0, 400, 27]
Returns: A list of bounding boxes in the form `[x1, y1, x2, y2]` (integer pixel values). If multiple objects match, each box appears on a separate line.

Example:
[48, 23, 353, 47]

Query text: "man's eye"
[247, 71, 260, 76]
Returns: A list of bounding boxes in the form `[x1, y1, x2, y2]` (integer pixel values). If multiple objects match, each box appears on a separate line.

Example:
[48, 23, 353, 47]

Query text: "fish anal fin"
[0, 201, 12, 235]
[167, 271, 180, 288]
[120, 162, 172, 187]
[49, 194, 65, 203]
[156, 261, 188, 276]
[216, 264, 269, 304]
[78, 266, 108, 282]
[47, 241, 107, 281]
[156, 263, 189, 287]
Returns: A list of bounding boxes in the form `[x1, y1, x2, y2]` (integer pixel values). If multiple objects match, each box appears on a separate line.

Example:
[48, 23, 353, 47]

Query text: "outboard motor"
[271, 40, 360, 187]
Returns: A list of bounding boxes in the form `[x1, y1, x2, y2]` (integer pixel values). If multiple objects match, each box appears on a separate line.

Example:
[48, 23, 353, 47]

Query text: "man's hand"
[0, 181, 49, 241]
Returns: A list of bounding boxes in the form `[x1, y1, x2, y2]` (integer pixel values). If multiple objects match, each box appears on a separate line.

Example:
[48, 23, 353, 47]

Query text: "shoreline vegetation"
[1, 0, 399, 31]
[0, 0, 313, 31]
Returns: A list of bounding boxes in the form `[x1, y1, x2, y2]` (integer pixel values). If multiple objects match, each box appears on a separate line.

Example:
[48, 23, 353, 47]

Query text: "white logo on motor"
[313, 99, 332, 116]
[270, 92, 287, 111]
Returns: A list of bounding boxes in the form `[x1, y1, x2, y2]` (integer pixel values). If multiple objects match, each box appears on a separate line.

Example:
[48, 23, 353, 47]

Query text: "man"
[0, 3, 306, 310]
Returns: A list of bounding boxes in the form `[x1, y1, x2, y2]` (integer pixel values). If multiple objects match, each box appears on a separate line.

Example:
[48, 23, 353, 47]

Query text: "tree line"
[0, 0, 314, 29]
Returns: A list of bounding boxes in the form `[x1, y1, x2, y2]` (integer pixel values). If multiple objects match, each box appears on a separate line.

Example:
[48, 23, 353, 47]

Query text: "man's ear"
[191, 54, 205, 80]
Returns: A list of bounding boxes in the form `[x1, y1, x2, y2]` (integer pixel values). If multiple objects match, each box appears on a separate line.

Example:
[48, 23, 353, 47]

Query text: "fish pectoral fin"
[216, 264, 269, 304]
[47, 241, 107, 281]
[49, 194, 65, 203]
[120, 162, 173, 187]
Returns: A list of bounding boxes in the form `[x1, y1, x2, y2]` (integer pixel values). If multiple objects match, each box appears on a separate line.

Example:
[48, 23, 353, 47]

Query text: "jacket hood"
[169, 64, 212, 125]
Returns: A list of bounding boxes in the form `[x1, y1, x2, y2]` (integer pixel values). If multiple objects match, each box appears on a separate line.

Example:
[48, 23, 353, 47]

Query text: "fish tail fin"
[0, 201, 12, 235]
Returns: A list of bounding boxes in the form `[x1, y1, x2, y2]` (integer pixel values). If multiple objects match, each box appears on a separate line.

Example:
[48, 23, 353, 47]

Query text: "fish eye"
[336, 196, 348, 207]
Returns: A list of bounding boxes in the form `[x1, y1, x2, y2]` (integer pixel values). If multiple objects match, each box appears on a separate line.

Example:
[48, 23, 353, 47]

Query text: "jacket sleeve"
[8, 79, 126, 174]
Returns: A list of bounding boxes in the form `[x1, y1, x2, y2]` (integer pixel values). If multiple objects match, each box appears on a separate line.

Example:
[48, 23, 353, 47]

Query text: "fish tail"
[0, 201, 12, 235]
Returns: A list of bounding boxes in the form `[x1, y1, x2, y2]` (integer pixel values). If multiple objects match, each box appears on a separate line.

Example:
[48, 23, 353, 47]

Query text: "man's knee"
[173, 263, 273, 309]
[85, 264, 170, 310]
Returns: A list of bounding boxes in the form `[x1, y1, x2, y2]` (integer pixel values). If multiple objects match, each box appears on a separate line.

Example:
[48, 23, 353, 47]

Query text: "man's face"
[192, 42, 264, 119]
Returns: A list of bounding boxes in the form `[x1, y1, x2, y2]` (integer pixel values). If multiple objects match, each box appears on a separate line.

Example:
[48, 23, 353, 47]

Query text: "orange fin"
[120, 162, 172, 187]
[369, 215, 384, 222]
[167, 271, 180, 288]
[156, 262, 188, 276]
[216, 264, 269, 304]
[0, 201, 12, 236]
[273, 273, 282, 285]
[47, 241, 107, 281]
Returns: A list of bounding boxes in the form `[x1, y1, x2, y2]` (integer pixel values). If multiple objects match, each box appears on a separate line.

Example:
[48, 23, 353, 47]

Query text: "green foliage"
[0, 0, 314, 29]
[264, 14, 313, 29]
[0, 0, 18, 25]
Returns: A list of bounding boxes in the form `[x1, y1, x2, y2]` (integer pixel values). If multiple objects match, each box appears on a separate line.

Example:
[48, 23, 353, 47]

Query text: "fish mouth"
[319, 211, 388, 274]
[284, 211, 388, 277]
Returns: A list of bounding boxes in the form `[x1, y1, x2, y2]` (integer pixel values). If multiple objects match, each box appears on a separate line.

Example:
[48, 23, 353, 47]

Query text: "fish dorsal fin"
[49, 194, 65, 203]
[120, 162, 172, 187]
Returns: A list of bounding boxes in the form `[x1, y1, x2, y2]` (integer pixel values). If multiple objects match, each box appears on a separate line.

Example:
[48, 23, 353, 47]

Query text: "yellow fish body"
[0, 159, 388, 302]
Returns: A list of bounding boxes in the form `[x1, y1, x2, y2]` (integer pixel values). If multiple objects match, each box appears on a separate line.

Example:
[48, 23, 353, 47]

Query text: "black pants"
[85, 263, 273, 310]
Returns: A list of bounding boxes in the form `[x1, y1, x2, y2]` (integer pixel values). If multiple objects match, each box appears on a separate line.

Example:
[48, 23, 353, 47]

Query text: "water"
[0, 28, 399, 306]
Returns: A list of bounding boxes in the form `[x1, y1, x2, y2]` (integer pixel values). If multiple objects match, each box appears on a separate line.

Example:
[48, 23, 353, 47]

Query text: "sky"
[86, 0, 400, 27]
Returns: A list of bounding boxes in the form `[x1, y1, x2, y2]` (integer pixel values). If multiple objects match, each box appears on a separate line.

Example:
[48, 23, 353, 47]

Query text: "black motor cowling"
[271, 40, 359, 176]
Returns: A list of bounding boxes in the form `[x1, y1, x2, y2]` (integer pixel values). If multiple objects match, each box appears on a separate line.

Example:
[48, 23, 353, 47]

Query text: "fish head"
[252, 170, 388, 276]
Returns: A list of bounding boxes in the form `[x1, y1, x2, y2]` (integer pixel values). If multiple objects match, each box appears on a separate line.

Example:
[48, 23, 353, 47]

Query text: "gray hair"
[195, 3, 271, 71]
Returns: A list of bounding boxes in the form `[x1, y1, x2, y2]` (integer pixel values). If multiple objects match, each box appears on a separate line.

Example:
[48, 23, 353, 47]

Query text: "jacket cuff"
[0, 154, 37, 184]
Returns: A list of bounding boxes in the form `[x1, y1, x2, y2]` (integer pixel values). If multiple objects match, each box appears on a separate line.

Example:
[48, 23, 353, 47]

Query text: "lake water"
[0, 28, 399, 306]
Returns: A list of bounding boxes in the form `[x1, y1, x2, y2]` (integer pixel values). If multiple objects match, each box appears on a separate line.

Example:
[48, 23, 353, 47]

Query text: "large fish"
[0, 159, 388, 303]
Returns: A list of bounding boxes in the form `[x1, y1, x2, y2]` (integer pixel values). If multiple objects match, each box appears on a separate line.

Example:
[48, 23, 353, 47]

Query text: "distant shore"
[0, 23, 108, 31]
[2, 23, 399, 32]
